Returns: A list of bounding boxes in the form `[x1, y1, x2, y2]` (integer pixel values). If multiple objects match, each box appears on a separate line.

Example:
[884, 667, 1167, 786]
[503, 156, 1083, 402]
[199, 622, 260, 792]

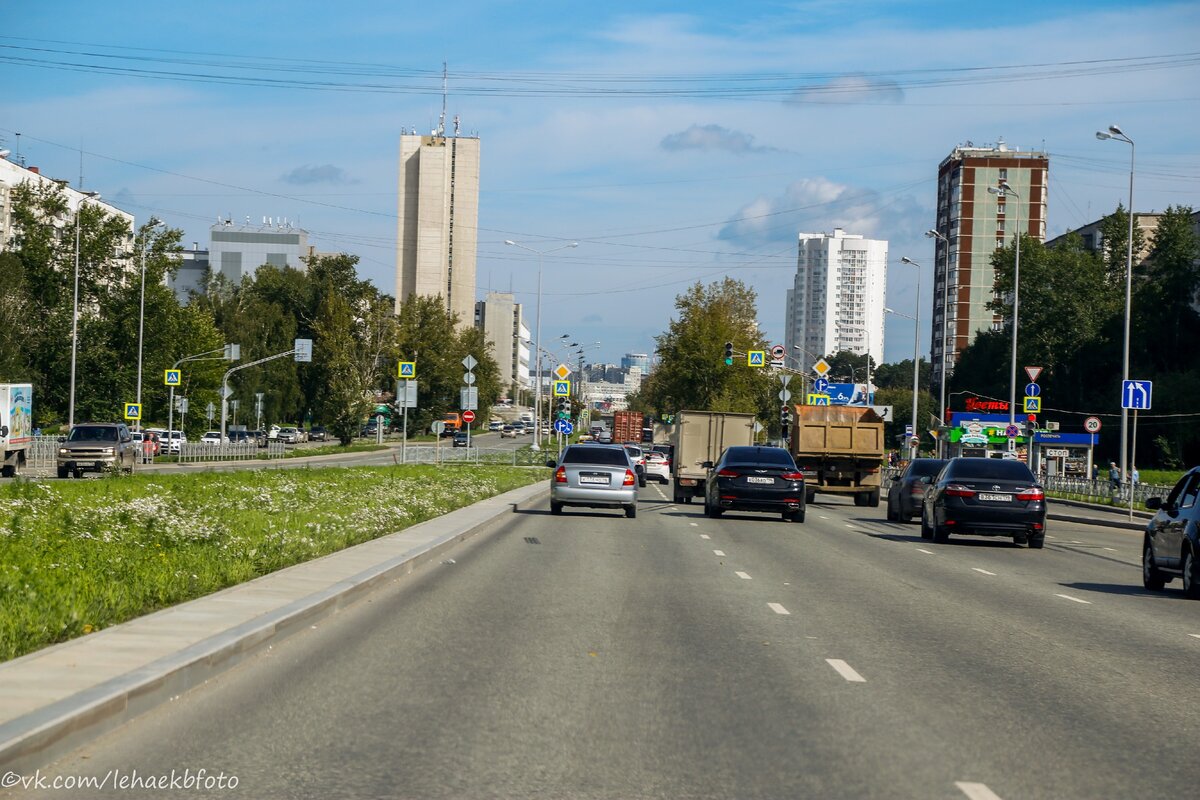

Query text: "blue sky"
[3, 0, 1198, 365]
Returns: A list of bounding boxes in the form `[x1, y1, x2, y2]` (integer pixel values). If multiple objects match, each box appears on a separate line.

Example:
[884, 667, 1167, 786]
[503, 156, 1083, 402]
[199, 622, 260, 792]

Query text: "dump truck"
[789, 405, 885, 506]
[670, 410, 757, 504]
[1, 383, 33, 478]
[612, 410, 643, 444]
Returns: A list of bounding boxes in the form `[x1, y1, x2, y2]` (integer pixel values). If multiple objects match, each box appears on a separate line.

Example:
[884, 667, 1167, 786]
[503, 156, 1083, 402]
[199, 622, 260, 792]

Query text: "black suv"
[1143, 467, 1200, 596]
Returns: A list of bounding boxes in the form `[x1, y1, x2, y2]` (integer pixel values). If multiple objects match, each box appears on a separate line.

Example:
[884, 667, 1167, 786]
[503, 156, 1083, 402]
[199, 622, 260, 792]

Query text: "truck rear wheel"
[868, 489, 880, 508]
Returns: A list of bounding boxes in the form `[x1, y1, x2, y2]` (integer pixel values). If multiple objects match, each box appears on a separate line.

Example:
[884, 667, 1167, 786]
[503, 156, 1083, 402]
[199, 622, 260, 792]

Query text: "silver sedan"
[547, 444, 640, 518]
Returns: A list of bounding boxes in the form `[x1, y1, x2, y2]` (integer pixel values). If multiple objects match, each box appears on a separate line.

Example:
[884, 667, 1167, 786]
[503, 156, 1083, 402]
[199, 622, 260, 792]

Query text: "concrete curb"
[1048, 511, 1146, 532]
[0, 480, 550, 773]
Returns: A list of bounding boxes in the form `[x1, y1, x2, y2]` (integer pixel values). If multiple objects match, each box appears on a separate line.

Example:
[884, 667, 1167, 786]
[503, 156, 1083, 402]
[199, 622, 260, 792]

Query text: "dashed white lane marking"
[735, 571, 752, 580]
[1188, 634, 1200, 640]
[916, 548, 935, 555]
[689, 522, 699, 527]
[713, 549, 726, 556]
[700, 534, 711, 540]
[767, 603, 791, 615]
[955, 782, 1004, 800]
[1071, 540, 1083, 544]
[972, 568, 996, 576]
[845, 524, 858, 529]
[825, 659, 866, 683]
[1103, 547, 1118, 552]
[1055, 593, 1093, 605]
[819, 515, 831, 520]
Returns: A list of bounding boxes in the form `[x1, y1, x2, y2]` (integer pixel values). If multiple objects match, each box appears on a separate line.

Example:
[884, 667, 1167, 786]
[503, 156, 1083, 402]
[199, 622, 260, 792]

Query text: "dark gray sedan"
[547, 444, 639, 519]
[886, 458, 948, 522]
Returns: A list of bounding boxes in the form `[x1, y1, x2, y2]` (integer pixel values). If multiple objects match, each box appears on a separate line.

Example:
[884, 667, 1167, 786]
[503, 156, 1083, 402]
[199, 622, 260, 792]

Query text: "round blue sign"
[814, 377, 830, 393]
[1025, 383, 1040, 397]
[1005, 424, 1020, 438]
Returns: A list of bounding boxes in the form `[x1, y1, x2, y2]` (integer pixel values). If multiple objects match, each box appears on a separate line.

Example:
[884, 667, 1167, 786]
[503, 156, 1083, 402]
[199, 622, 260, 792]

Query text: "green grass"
[0, 466, 545, 662]
[283, 443, 386, 458]
[1138, 469, 1184, 488]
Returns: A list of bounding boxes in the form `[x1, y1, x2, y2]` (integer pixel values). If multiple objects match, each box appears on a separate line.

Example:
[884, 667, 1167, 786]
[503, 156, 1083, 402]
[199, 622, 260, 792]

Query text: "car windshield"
[68, 426, 118, 442]
[908, 459, 949, 477]
[561, 447, 629, 466]
[205, 432, 220, 438]
[723, 447, 795, 467]
[948, 458, 1036, 481]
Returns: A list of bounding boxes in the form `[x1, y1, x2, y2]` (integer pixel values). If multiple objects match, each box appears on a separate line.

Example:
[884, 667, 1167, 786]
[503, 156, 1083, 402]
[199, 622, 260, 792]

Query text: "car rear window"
[724, 447, 796, 467]
[561, 447, 629, 466]
[909, 459, 949, 477]
[949, 458, 1035, 481]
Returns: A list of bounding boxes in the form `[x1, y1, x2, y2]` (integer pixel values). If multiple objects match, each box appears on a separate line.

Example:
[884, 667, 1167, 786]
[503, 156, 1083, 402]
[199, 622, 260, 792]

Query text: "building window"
[998, 168, 1008, 180]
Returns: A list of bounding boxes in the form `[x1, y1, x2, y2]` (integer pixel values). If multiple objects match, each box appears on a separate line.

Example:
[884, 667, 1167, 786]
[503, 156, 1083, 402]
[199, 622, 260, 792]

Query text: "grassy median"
[0, 465, 544, 662]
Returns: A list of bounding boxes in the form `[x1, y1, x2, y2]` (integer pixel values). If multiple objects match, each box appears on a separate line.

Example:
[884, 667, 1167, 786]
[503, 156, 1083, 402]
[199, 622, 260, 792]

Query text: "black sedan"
[1142, 466, 1200, 596]
[920, 457, 1046, 547]
[886, 458, 948, 522]
[703, 446, 806, 523]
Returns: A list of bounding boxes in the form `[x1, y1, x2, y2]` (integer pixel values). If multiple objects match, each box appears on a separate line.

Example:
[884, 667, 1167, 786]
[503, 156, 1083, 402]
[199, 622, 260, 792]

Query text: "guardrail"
[177, 442, 286, 462]
[400, 446, 545, 467]
[1042, 475, 1168, 506]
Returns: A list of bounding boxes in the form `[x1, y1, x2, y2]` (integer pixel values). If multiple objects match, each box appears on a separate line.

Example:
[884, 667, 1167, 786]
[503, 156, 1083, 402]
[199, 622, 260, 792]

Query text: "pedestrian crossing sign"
[1023, 396, 1041, 413]
[553, 380, 571, 396]
[807, 393, 831, 406]
[163, 369, 181, 386]
[398, 361, 416, 379]
[747, 350, 765, 367]
[124, 403, 141, 420]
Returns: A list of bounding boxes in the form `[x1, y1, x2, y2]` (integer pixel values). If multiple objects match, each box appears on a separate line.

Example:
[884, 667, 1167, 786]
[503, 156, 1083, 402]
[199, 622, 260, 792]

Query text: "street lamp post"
[67, 190, 101, 430]
[886, 303, 921, 460]
[926, 228, 951, 457]
[987, 181, 1023, 437]
[505, 240, 579, 451]
[1096, 125, 1135, 487]
[899, 256, 924, 460]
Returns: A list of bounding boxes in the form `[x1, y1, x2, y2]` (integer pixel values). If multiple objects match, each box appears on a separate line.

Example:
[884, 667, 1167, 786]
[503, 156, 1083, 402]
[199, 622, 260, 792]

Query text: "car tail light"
[781, 472, 804, 480]
[623, 469, 636, 486]
[555, 467, 567, 483]
[717, 468, 740, 478]
[1016, 487, 1045, 502]
[910, 486, 926, 495]
[1030, 522, 1044, 530]
[944, 484, 976, 497]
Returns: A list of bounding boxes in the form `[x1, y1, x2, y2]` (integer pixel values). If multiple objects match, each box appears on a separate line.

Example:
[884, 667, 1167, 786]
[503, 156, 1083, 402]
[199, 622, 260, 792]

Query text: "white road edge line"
[735, 571, 752, 580]
[1055, 593, 1093, 605]
[972, 568, 997, 576]
[1188, 634, 1200, 640]
[916, 548, 935, 555]
[955, 782, 1004, 800]
[767, 603, 790, 615]
[825, 659, 866, 683]
[713, 550, 726, 557]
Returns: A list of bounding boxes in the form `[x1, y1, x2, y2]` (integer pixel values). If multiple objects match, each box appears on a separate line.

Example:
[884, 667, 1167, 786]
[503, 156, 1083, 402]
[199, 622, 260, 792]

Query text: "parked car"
[644, 451, 670, 484]
[886, 458, 949, 523]
[547, 444, 639, 519]
[500, 425, 517, 439]
[164, 431, 188, 454]
[56, 423, 137, 478]
[1142, 466, 1200, 595]
[200, 431, 226, 445]
[452, 431, 470, 448]
[309, 425, 328, 442]
[227, 430, 257, 445]
[359, 421, 379, 438]
[623, 444, 647, 488]
[277, 426, 301, 444]
[920, 457, 1046, 547]
[703, 445, 806, 523]
[267, 425, 281, 440]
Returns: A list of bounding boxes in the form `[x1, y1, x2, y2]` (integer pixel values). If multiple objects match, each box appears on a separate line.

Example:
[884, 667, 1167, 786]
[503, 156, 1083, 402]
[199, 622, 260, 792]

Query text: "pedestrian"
[1131, 466, 1139, 487]
[1108, 461, 1121, 497]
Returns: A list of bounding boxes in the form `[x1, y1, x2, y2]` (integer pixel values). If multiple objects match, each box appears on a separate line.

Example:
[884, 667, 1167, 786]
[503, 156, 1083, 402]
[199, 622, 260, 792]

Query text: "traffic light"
[557, 397, 569, 418]
[780, 404, 791, 441]
[724, 342, 734, 365]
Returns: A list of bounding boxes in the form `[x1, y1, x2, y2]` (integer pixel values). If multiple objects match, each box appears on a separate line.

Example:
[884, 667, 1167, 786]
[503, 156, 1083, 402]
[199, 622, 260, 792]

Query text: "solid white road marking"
[916, 548, 935, 555]
[825, 659, 866, 683]
[1055, 593, 1093, 605]
[1188, 634, 1200, 640]
[955, 782, 1004, 800]
[735, 571, 752, 580]
[700, 534, 711, 540]
[713, 549, 726, 556]
[972, 568, 997, 576]
[768, 603, 790, 615]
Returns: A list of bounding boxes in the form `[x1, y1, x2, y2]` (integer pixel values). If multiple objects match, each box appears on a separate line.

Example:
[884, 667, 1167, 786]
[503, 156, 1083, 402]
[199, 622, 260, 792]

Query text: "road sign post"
[1084, 416, 1102, 433]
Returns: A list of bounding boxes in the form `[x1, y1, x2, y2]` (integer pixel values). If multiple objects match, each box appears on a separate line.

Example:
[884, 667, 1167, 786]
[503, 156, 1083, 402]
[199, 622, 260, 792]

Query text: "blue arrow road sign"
[1025, 383, 1040, 397]
[554, 419, 574, 435]
[1122, 379, 1152, 410]
[814, 377, 830, 393]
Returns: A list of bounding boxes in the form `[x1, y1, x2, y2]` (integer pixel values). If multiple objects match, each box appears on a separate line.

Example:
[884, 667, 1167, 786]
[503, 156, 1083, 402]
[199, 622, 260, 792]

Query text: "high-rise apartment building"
[930, 141, 1048, 392]
[785, 228, 887, 371]
[395, 130, 481, 327]
[474, 291, 530, 395]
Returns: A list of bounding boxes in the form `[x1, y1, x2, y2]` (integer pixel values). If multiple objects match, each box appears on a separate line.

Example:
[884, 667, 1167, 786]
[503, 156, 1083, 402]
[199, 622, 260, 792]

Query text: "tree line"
[0, 183, 502, 444]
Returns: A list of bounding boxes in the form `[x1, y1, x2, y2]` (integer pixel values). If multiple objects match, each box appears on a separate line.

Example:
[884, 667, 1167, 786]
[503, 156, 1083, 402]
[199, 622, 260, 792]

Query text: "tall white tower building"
[784, 228, 887, 372]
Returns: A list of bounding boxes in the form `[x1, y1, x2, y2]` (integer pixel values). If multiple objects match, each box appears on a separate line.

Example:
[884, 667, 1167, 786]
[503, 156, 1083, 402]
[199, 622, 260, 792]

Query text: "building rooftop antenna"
[437, 61, 447, 137]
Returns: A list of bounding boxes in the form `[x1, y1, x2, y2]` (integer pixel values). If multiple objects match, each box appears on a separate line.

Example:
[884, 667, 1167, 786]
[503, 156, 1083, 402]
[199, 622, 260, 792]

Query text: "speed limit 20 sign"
[1084, 416, 1102, 433]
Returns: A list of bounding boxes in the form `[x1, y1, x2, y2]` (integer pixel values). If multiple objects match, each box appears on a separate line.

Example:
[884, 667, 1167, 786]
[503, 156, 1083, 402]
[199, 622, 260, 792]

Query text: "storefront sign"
[965, 398, 1009, 412]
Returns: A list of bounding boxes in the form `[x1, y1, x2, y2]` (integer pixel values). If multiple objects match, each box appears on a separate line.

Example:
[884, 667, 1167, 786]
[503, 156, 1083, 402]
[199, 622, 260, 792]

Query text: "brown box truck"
[612, 410, 643, 444]
[670, 410, 757, 504]
[790, 405, 885, 507]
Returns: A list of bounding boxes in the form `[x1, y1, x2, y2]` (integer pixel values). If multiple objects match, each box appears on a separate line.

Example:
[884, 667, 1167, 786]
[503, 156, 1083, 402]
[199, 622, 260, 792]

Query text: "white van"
[519, 411, 534, 424]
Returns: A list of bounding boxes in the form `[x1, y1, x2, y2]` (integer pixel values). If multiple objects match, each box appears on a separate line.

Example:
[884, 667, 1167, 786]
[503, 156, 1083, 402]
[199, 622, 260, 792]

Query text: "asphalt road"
[7, 486, 1198, 799]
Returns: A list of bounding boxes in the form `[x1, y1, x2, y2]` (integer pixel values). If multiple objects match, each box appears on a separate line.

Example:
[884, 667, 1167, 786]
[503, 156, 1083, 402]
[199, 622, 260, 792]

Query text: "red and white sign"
[462, 410, 476, 423]
[1024, 366, 1043, 383]
[1083, 416, 1101, 433]
[770, 344, 786, 360]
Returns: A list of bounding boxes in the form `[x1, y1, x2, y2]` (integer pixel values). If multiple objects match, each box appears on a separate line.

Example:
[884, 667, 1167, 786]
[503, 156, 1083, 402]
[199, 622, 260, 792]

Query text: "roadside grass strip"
[0, 466, 544, 661]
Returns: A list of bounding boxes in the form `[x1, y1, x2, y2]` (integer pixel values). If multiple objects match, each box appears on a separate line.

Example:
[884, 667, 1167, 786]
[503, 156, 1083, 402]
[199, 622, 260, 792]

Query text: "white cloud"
[660, 124, 781, 154]
[787, 76, 904, 105]
[281, 164, 357, 185]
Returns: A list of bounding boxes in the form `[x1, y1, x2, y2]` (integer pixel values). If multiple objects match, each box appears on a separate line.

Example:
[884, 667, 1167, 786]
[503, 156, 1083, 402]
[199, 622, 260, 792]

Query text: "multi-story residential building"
[1045, 209, 1200, 261]
[474, 291, 530, 396]
[395, 127, 481, 328]
[166, 247, 210, 303]
[930, 141, 1048, 393]
[209, 218, 311, 284]
[621, 353, 651, 374]
[784, 228, 887, 369]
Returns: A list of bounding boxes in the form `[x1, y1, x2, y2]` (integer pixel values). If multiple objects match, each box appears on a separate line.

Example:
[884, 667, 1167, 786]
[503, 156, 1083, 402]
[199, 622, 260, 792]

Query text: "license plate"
[579, 474, 609, 485]
[747, 476, 774, 485]
[978, 493, 1012, 502]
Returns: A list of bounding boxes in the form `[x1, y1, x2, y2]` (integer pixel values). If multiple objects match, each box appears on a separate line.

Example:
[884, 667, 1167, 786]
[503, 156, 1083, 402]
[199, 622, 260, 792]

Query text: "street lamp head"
[924, 229, 939, 239]
[1095, 131, 1111, 141]
[504, 239, 516, 245]
[901, 256, 914, 264]
[1108, 124, 1124, 136]
[567, 242, 579, 248]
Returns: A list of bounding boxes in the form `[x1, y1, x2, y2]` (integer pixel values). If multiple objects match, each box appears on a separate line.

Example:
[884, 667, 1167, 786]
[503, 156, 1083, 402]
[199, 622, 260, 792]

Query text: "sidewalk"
[1047, 496, 1150, 532]
[0, 481, 548, 773]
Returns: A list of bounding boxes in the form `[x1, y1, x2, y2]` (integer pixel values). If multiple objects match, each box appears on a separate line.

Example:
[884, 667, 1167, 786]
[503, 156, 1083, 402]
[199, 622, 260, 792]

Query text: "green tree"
[313, 292, 389, 445]
[1098, 203, 1146, 288]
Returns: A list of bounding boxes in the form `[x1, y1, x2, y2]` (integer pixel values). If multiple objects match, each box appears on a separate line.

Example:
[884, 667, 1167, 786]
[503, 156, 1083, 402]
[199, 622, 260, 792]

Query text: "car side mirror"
[58, 436, 66, 443]
[545, 460, 556, 468]
[701, 460, 714, 469]
[1146, 497, 1163, 511]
